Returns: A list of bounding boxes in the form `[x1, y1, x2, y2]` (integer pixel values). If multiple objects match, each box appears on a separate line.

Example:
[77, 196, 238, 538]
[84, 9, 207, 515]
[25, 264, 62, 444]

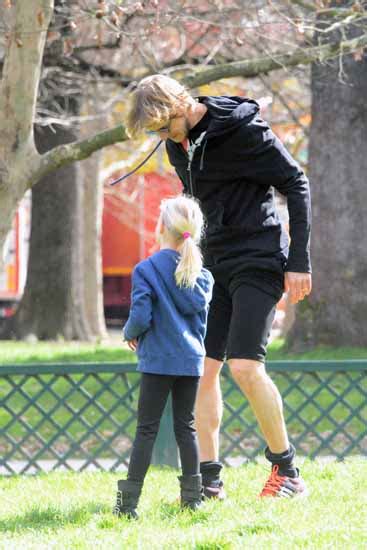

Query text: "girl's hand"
[127, 338, 138, 352]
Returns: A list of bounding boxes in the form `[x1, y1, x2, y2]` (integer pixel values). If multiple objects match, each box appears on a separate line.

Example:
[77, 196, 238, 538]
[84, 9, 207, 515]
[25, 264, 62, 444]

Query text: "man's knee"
[228, 358, 267, 393]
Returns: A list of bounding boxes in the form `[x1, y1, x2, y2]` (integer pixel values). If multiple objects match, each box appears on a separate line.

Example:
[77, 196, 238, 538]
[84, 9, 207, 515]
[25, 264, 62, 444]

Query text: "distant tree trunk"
[81, 137, 108, 340]
[287, 5, 367, 349]
[1, 123, 92, 340]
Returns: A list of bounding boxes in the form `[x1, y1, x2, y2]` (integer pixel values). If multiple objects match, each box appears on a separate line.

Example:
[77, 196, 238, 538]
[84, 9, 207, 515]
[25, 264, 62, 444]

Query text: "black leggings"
[127, 373, 200, 483]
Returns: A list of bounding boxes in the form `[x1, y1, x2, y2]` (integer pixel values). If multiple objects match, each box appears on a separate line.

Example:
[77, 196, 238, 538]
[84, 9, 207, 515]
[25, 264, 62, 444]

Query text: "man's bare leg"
[195, 357, 223, 461]
[228, 358, 307, 497]
[228, 358, 289, 453]
[194, 357, 226, 498]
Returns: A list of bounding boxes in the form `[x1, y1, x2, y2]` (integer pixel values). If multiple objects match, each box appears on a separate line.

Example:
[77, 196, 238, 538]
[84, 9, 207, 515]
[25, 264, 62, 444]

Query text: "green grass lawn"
[0, 340, 135, 365]
[0, 459, 366, 549]
[0, 343, 366, 547]
[1, 338, 367, 365]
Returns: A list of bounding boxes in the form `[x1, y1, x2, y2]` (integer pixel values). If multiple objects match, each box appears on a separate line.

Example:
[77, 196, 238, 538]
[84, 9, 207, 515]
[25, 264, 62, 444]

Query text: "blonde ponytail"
[175, 234, 202, 288]
[159, 196, 204, 289]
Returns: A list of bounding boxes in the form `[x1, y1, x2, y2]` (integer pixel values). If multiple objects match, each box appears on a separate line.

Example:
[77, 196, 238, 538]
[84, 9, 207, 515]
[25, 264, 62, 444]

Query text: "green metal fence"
[0, 361, 366, 474]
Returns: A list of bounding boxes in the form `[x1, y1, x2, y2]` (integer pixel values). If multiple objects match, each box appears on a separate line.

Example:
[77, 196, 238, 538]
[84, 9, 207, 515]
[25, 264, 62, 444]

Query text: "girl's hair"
[126, 75, 191, 138]
[159, 195, 204, 289]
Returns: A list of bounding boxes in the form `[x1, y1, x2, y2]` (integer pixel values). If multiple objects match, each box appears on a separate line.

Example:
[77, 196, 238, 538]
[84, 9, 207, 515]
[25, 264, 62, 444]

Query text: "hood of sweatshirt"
[149, 249, 213, 316]
[173, 96, 261, 182]
[197, 95, 260, 139]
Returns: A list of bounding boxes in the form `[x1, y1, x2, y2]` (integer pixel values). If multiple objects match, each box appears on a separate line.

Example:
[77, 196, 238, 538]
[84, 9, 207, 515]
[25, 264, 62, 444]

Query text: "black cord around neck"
[109, 140, 164, 186]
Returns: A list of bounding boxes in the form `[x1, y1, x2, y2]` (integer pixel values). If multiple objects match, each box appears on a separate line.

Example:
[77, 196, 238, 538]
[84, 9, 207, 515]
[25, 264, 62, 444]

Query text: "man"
[126, 74, 312, 498]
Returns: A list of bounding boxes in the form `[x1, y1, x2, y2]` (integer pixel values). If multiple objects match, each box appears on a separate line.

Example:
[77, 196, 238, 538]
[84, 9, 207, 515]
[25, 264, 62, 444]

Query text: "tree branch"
[73, 35, 122, 53]
[34, 124, 128, 184]
[289, 0, 315, 12]
[31, 30, 367, 183]
[182, 32, 367, 88]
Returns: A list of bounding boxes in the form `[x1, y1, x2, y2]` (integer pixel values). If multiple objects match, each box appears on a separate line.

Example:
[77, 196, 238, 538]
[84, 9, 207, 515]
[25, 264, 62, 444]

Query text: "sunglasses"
[145, 116, 177, 135]
[145, 126, 169, 135]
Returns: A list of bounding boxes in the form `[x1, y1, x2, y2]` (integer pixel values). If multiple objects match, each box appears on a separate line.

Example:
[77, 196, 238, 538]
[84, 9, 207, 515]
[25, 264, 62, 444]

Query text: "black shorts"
[204, 265, 284, 363]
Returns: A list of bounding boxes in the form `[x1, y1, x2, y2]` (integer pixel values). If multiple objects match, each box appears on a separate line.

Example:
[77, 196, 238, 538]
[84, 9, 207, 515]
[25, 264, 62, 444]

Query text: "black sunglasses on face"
[145, 126, 169, 135]
[145, 115, 178, 135]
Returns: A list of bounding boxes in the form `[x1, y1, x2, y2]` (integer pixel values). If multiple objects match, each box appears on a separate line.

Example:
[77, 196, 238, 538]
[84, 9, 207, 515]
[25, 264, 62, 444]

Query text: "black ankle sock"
[200, 461, 223, 486]
[265, 444, 298, 478]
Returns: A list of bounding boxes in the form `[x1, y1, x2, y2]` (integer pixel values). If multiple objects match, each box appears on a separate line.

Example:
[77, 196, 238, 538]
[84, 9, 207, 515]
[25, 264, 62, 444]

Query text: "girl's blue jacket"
[123, 249, 214, 376]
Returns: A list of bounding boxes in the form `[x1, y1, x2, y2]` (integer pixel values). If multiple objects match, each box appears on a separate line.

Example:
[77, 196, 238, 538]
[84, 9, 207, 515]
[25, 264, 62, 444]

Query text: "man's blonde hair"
[159, 195, 204, 289]
[126, 75, 191, 138]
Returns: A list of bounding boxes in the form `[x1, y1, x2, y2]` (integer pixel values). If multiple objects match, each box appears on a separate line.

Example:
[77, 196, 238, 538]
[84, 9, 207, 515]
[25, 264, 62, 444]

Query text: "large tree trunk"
[287, 5, 367, 349]
[0, 0, 107, 341]
[0, 0, 53, 273]
[1, 124, 92, 340]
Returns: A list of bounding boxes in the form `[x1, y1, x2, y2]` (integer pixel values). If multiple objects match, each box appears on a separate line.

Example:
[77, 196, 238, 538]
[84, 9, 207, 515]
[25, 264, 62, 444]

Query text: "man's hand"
[126, 338, 138, 352]
[284, 272, 312, 304]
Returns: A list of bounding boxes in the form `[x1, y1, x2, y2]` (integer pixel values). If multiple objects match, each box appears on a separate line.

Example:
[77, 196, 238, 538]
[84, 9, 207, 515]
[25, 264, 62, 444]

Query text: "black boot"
[200, 461, 226, 500]
[178, 474, 203, 511]
[113, 479, 143, 519]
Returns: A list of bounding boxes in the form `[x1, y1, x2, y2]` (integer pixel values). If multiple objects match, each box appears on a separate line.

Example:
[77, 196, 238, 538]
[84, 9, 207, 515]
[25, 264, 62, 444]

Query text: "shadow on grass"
[0, 502, 110, 533]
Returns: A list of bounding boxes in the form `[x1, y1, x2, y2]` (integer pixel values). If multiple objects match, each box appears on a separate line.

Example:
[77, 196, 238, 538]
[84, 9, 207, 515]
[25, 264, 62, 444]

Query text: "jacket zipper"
[178, 143, 193, 195]
[187, 160, 194, 196]
[185, 132, 207, 196]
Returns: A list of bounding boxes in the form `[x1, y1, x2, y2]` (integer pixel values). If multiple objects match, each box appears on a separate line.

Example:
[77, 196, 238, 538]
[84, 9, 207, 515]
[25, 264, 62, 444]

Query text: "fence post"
[152, 395, 179, 468]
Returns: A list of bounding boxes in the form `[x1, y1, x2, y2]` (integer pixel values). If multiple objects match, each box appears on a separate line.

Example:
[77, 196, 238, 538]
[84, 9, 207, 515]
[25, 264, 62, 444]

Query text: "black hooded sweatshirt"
[166, 96, 311, 280]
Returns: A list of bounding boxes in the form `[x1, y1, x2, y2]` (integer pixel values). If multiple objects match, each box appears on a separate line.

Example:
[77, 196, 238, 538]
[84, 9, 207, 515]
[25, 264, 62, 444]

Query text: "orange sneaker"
[260, 465, 308, 498]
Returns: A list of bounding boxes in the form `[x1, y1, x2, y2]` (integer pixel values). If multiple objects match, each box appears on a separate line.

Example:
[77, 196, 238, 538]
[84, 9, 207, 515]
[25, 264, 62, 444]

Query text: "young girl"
[113, 195, 214, 519]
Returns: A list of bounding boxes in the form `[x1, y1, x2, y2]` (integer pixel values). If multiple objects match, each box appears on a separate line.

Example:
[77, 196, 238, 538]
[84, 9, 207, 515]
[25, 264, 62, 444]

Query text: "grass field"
[0, 340, 134, 365]
[1, 343, 366, 547]
[0, 459, 366, 549]
[1, 338, 367, 365]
